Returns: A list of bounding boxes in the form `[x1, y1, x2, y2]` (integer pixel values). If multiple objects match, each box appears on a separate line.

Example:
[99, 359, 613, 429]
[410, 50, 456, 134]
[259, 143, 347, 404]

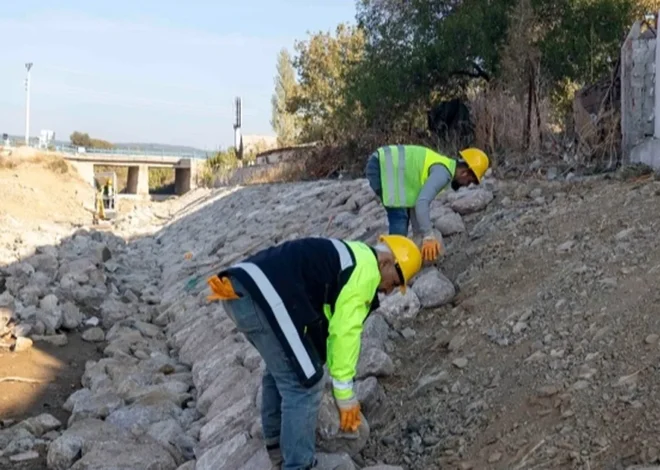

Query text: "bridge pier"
[126, 165, 150, 196]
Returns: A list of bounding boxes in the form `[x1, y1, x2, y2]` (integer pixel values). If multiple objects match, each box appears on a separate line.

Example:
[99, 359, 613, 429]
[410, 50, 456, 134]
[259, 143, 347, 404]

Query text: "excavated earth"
[1, 161, 660, 470]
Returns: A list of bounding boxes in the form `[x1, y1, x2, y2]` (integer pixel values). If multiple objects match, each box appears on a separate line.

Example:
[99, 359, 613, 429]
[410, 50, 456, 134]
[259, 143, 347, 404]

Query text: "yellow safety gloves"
[421, 234, 444, 262]
[335, 395, 361, 432]
[207, 275, 240, 302]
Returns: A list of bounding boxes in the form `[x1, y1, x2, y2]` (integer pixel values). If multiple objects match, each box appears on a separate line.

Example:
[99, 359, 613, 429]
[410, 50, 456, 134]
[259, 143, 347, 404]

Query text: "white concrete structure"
[622, 16, 660, 168]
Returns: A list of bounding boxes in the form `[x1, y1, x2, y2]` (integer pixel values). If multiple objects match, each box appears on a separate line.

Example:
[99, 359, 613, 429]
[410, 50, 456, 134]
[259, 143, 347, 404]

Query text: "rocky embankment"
[0, 176, 495, 469]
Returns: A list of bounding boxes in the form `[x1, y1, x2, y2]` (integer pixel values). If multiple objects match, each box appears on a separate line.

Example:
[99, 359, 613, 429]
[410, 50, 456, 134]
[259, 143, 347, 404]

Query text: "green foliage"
[279, 0, 647, 160]
[289, 24, 366, 142]
[271, 49, 300, 147]
[70, 131, 114, 149]
[149, 168, 175, 192]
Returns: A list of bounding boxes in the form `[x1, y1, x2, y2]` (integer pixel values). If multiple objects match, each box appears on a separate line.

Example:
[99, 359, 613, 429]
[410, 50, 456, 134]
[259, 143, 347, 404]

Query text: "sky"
[0, 1, 357, 150]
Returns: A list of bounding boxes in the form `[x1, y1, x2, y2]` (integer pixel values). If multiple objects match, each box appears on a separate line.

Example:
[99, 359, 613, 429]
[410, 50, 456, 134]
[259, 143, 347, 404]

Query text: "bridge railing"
[55, 145, 210, 159]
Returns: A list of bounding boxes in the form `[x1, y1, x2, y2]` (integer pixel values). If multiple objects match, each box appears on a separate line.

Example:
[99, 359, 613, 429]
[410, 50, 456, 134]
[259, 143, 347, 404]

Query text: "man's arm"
[326, 289, 370, 400]
[414, 164, 452, 237]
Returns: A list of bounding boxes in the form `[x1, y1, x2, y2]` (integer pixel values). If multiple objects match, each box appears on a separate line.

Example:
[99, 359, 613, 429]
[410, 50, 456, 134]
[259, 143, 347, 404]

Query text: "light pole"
[25, 62, 33, 146]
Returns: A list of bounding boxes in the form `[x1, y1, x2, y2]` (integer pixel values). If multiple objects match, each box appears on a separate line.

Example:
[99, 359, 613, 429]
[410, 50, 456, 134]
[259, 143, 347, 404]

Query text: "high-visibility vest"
[377, 145, 456, 208]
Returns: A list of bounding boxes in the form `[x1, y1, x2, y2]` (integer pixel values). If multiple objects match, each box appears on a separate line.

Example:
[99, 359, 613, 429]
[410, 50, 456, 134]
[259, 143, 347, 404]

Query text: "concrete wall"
[621, 19, 660, 167]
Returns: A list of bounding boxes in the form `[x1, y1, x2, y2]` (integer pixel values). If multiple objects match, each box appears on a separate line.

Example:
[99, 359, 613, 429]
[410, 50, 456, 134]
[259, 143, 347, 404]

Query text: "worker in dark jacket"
[207, 235, 422, 470]
[365, 145, 489, 262]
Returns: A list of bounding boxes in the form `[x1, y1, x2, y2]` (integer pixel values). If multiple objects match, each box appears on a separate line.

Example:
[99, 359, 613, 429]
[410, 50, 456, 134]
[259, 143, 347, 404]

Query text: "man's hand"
[335, 395, 361, 432]
[421, 233, 444, 262]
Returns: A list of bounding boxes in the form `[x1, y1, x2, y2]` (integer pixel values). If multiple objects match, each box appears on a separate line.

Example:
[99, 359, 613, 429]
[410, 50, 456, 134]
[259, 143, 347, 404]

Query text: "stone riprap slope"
[0, 177, 495, 469]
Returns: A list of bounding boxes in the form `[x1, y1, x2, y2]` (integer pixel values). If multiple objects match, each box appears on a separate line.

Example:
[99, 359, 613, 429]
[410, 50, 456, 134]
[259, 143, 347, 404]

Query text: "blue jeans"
[365, 153, 411, 236]
[221, 278, 324, 470]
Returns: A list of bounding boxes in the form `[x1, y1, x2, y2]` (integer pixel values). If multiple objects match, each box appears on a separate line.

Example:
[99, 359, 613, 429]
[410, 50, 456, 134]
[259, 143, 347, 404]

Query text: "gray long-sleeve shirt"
[413, 164, 451, 237]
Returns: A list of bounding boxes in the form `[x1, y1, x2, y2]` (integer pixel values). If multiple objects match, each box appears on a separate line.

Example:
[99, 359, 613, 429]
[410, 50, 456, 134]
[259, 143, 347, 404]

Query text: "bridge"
[57, 146, 207, 196]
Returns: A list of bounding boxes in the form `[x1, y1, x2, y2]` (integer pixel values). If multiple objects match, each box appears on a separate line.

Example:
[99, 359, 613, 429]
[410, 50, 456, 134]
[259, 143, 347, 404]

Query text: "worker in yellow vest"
[365, 146, 489, 262]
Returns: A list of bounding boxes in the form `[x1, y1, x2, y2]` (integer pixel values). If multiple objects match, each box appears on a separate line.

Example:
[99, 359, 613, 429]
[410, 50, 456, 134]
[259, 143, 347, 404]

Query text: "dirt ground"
[0, 154, 95, 229]
[0, 335, 103, 469]
[364, 174, 660, 469]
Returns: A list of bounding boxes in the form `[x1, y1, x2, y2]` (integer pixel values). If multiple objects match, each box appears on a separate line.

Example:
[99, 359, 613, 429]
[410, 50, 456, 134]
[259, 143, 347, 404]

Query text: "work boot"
[266, 442, 283, 469]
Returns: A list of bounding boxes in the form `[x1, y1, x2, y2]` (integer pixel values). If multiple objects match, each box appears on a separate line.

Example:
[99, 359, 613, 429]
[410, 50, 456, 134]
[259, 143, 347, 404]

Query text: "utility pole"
[233, 96, 243, 160]
[24, 62, 33, 146]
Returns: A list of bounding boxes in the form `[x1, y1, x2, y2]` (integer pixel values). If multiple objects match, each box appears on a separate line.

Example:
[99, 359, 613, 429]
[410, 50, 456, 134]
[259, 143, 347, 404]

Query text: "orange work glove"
[335, 395, 361, 433]
[421, 234, 444, 262]
[207, 275, 240, 302]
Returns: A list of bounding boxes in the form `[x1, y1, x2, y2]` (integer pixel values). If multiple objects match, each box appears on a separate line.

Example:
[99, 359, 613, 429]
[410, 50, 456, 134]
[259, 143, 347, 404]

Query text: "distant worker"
[102, 178, 114, 210]
[365, 145, 489, 262]
[207, 235, 422, 470]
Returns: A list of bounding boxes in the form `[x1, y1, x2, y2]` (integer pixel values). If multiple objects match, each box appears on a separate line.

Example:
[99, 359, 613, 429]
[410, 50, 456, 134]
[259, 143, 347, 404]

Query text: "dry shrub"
[0, 156, 18, 169]
[470, 87, 552, 165]
[44, 158, 70, 174]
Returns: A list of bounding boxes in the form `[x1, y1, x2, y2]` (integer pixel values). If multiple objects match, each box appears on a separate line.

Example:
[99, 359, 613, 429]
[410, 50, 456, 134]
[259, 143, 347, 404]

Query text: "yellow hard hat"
[379, 234, 422, 289]
[459, 148, 490, 183]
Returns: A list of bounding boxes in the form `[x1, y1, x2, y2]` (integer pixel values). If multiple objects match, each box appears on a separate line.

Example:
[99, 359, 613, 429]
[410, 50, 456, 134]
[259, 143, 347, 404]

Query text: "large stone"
[46, 419, 131, 470]
[317, 393, 369, 456]
[195, 432, 253, 470]
[198, 395, 254, 451]
[411, 268, 455, 308]
[315, 452, 357, 470]
[66, 390, 125, 425]
[361, 313, 390, 351]
[356, 377, 391, 430]
[449, 188, 494, 215]
[105, 395, 183, 433]
[69, 440, 177, 470]
[375, 289, 421, 329]
[434, 210, 466, 236]
[14, 413, 62, 437]
[62, 302, 84, 329]
[356, 348, 394, 379]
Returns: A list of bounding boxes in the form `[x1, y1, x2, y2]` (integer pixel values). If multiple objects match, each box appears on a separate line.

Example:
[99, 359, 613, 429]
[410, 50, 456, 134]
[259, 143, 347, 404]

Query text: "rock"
[411, 268, 455, 308]
[47, 418, 131, 469]
[32, 334, 68, 346]
[61, 302, 84, 329]
[315, 452, 357, 470]
[195, 432, 253, 470]
[488, 451, 502, 463]
[69, 440, 177, 470]
[448, 334, 466, 352]
[434, 211, 466, 236]
[452, 357, 468, 369]
[645, 334, 659, 345]
[363, 466, 404, 470]
[449, 189, 494, 215]
[357, 348, 394, 379]
[376, 289, 421, 329]
[176, 462, 196, 470]
[317, 393, 369, 456]
[401, 327, 416, 339]
[81, 327, 105, 342]
[105, 396, 183, 433]
[362, 314, 390, 350]
[14, 413, 61, 436]
[13, 336, 33, 352]
[412, 370, 449, 397]
[9, 450, 40, 462]
[14, 323, 33, 338]
[66, 390, 125, 425]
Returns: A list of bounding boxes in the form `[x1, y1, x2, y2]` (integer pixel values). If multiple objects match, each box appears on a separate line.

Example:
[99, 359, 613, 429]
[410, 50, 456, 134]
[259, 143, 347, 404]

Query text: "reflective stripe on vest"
[234, 238, 355, 380]
[378, 145, 456, 208]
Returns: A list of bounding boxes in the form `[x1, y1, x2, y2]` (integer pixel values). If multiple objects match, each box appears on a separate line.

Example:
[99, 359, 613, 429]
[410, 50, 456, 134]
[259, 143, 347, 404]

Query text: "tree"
[70, 131, 113, 149]
[289, 24, 366, 142]
[270, 49, 300, 147]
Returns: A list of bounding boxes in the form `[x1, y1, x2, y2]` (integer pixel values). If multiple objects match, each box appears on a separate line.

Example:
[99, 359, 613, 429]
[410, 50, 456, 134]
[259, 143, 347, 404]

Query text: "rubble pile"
[0, 177, 494, 469]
